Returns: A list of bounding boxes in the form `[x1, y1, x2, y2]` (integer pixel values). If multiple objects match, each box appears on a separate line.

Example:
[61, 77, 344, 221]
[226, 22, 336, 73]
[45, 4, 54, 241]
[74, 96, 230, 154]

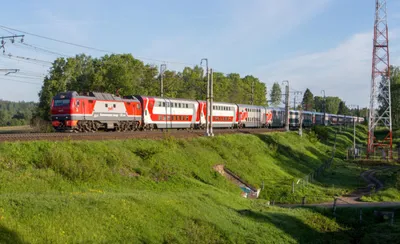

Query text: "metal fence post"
[292, 181, 295, 194]
[333, 197, 337, 217]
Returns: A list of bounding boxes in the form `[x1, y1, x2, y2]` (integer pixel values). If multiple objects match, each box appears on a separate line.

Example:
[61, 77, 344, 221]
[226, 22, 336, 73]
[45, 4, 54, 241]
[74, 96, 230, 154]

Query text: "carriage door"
[75, 100, 82, 119]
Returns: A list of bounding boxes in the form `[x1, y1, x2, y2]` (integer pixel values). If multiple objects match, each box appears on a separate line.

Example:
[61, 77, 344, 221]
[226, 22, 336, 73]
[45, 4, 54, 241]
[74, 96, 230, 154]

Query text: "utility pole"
[210, 68, 214, 137]
[299, 101, 303, 137]
[293, 91, 302, 109]
[160, 64, 166, 97]
[321, 90, 326, 125]
[349, 104, 357, 159]
[201, 58, 210, 136]
[0, 35, 24, 53]
[282, 80, 290, 131]
[251, 79, 254, 105]
[368, 0, 393, 159]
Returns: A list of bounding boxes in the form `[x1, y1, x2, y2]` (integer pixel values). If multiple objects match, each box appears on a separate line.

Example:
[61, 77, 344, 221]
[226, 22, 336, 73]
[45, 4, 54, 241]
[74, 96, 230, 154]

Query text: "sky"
[1, 0, 400, 107]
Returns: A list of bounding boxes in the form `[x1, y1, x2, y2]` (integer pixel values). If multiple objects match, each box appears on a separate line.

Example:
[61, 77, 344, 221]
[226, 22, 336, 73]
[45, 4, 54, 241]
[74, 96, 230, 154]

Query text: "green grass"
[0, 131, 377, 242]
[311, 206, 400, 243]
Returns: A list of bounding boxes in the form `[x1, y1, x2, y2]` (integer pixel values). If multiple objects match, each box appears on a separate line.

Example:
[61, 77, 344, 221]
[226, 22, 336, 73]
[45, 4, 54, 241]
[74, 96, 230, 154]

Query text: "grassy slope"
[0, 130, 371, 243]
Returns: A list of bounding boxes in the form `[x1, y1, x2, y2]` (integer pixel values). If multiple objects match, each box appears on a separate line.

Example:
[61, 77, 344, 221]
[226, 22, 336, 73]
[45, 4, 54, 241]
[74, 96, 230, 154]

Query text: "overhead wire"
[7, 74, 45, 79]
[0, 25, 113, 53]
[18, 42, 71, 57]
[0, 77, 41, 85]
[0, 25, 198, 67]
[0, 54, 52, 67]
[0, 26, 17, 35]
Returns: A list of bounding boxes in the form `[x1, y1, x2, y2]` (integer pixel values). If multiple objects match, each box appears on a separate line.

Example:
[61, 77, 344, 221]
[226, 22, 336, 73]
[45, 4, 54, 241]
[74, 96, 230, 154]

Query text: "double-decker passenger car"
[237, 104, 267, 128]
[199, 101, 237, 128]
[133, 96, 198, 130]
[266, 108, 285, 128]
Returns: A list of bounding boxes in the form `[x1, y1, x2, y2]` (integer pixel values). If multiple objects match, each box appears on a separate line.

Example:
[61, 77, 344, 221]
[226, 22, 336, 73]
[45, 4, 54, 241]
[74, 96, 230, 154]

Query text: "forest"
[0, 100, 37, 126]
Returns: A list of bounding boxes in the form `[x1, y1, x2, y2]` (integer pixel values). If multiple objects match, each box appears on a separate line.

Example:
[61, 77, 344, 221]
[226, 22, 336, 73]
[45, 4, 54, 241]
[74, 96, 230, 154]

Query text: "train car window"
[163, 116, 166, 120]
[163, 102, 165, 107]
[159, 116, 162, 121]
[145, 110, 147, 116]
[179, 104, 181, 108]
[105, 104, 108, 108]
[137, 104, 141, 109]
[186, 116, 189, 121]
[158, 102, 161, 106]
[167, 116, 170, 120]
[113, 104, 116, 108]
[76, 100, 80, 106]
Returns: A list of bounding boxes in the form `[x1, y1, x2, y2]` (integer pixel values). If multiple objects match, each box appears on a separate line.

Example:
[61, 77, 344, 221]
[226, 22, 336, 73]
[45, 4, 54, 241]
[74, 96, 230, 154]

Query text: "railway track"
[0, 128, 286, 142]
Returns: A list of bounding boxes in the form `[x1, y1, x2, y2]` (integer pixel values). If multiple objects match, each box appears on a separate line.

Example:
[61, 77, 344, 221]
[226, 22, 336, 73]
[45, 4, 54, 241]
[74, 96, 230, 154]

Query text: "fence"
[348, 145, 400, 162]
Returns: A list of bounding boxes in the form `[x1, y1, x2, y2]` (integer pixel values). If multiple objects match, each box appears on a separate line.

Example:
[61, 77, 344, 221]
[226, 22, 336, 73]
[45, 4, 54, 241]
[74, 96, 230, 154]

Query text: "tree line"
[0, 100, 37, 126]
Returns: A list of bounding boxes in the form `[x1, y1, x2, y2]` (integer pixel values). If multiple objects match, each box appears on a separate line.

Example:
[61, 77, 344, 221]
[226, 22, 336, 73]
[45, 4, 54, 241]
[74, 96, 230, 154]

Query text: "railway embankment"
[0, 127, 398, 243]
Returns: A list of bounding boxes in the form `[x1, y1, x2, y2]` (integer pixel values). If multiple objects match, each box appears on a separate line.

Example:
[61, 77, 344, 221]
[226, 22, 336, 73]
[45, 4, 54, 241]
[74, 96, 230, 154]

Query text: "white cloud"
[253, 29, 400, 107]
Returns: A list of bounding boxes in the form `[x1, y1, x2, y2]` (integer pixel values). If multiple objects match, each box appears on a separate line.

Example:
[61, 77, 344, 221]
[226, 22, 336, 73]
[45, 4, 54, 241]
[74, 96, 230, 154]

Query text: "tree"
[314, 96, 324, 113]
[270, 82, 282, 107]
[338, 101, 350, 115]
[325, 97, 341, 114]
[302, 88, 314, 111]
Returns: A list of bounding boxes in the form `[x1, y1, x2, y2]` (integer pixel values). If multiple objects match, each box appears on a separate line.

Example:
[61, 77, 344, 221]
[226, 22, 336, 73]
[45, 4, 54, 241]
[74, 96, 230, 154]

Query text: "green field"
[0, 128, 395, 243]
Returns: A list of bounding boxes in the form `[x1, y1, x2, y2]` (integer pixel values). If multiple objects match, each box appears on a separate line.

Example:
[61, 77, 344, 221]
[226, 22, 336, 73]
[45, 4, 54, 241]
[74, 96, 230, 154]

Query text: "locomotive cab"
[51, 92, 79, 131]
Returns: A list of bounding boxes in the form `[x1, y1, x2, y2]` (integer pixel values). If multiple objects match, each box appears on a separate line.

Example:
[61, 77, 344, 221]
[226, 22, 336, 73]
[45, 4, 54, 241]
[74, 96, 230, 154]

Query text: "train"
[51, 91, 365, 132]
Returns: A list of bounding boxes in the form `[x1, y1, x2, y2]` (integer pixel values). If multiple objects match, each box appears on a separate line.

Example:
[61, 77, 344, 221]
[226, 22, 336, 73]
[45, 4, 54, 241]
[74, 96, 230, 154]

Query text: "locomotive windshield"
[53, 99, 70, 107]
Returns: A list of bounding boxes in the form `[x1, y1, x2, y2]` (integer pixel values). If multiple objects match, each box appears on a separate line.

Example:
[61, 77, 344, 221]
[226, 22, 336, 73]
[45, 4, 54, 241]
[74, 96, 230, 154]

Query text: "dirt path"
[214, 164, 260, 199]
[281, 166, 400, 208]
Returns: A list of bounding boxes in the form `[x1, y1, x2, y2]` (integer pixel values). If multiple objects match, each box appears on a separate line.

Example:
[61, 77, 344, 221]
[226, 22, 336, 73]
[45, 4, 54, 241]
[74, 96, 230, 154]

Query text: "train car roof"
[236, 104, 265, 108]
[266, 107, 285, 110]
[197, 100, 237, 106]
[132, 95, 198, 103]
[54, 91, 139, 102]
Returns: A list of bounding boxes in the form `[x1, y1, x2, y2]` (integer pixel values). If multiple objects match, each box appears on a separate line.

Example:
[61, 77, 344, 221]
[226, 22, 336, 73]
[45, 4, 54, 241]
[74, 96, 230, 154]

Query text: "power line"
[7, 74, 44, 79]
[17, 42, 70, 57]
[0, 55, 51, 67]
[7, 54, 52, 64]
[0, 25, 198, 67]
[0, 77, 41, 85]
[0, 25, 112, 53]
[0, 27, 16, 35]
